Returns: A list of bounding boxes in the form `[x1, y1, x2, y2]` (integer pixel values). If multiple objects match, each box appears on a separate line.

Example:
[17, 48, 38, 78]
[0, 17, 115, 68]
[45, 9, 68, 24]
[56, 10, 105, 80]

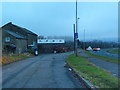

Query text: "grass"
[1, 54, 32, 65]
[67, 54, 119, 88]
[106, 49, 120, 54]
[84, 51, 119, 64]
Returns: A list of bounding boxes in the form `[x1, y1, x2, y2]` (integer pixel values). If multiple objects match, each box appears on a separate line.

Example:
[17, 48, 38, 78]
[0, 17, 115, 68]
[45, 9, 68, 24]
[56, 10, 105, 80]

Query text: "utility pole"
[75, 0, 78, 56]
[73, 24, 76, 54]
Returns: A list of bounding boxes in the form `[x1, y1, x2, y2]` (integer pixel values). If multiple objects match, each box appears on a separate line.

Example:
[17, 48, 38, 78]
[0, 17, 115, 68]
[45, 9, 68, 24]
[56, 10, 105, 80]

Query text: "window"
[33, 41, 36, 46]
[5, 37, 10, 42]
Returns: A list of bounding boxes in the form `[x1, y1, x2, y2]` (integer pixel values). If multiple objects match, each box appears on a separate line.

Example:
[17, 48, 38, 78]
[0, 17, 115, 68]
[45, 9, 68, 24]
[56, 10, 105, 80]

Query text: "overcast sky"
[1, 2, 118, 41]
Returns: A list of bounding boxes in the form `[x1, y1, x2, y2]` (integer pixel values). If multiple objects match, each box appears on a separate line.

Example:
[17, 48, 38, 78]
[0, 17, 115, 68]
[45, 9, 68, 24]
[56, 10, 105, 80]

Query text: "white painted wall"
[38, 39, 65, 44]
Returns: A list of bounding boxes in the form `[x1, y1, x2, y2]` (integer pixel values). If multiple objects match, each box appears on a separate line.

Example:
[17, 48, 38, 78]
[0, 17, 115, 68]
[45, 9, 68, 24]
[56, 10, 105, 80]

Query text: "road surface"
[78, 50, 119, 77]
[2, 52, 85, 88]
[90, 48, 119, 59]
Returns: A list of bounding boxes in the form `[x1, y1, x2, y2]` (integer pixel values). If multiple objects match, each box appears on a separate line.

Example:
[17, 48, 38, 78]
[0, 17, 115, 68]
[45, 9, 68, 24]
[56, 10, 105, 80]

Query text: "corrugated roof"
[3, 29, 26, 39]
[12, 24, 37, 35]
[1, 22, 37, 36]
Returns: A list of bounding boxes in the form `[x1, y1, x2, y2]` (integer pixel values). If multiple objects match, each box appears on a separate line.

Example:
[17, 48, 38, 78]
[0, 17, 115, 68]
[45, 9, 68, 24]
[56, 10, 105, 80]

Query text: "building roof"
[3, 29, 26, 39]
[2, 22, 37, 36]
[12, 24, 37, 35]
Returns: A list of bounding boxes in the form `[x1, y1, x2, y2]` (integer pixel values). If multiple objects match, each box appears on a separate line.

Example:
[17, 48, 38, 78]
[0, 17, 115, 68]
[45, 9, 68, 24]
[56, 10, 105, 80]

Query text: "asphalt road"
[90, 48, 119, 59]
[2, 52, 85, 88]
[87, 57, 119, 77]
[78, 50, 119, 77]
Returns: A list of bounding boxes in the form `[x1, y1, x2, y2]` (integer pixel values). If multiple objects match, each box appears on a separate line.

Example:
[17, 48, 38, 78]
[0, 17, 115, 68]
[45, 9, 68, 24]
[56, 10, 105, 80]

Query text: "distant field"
[67, 54, 119, 88]
[106, 49, 120, 54]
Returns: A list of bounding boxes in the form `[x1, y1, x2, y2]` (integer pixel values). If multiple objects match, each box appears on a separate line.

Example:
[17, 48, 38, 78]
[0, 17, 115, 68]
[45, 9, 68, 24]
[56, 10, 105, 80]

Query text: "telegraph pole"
[75, 0, 78, 56]
[73, 24, 76, 54]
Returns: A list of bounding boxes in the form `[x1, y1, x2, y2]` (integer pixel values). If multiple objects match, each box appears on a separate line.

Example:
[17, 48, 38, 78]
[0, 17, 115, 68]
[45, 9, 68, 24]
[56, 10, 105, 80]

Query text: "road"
[2, 52, 85, 88]
[87, 58, 119, 77]
[78, 50, 119, 77]
[90, 48, 119, 59]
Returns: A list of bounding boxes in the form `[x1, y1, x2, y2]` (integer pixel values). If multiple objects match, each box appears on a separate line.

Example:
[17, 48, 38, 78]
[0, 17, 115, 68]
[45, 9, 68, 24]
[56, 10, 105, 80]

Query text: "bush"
[27, 48, 34, 54]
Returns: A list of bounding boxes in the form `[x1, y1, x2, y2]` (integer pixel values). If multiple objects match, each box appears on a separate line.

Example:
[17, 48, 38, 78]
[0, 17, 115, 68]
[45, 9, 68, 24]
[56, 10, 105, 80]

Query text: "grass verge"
[1, 54, 32, 65]
[85, 51, 119, 64]
[67, 54, 119, 88]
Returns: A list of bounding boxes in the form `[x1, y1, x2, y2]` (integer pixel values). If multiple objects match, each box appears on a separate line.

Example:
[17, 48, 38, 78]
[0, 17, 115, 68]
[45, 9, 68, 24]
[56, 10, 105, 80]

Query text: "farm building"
[1, 22, 37, 54]
[38, 39, 68, 53]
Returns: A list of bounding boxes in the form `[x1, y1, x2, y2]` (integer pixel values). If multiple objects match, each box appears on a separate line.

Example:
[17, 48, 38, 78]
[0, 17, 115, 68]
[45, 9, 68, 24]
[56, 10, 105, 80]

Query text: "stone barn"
[1, 22, 37, 54]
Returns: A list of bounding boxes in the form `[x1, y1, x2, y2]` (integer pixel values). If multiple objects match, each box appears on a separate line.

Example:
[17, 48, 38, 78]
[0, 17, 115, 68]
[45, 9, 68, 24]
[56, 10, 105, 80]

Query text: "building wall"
[38, 44, 54, 53]
[0, 29, 2, 59]
[27, 34, 37, 47]
[2, 30, 16, 46]
[2, 30, 27, 54]
[0, 29, 2, 49]
[16, 39, 27, 54]
[2, 30, 16, 53]
[2, 22, 38, 54]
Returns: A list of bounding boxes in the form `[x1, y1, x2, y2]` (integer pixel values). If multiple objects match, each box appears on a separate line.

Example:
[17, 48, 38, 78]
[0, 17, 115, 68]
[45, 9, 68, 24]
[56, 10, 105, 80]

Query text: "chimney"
[8, 22, 12, 24]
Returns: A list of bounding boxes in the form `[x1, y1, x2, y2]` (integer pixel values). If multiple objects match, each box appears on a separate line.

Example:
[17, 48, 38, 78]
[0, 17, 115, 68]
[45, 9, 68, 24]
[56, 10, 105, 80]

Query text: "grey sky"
[1, 2, 118, 41]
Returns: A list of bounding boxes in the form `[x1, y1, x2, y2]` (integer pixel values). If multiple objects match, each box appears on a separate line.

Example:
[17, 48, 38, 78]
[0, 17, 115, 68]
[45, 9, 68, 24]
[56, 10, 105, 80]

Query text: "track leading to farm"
[2, 52, 85, 88]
